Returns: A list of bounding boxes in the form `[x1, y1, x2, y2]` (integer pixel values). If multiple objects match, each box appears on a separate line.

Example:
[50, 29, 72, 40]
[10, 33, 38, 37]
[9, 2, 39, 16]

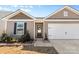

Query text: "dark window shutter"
[24, 22, 27, 34]
[14, 22, 17, 34]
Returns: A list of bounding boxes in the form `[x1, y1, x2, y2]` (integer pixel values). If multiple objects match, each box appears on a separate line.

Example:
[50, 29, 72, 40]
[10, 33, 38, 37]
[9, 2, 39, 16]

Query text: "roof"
[0, 6, 79, 20]
[0, 11, 12, 19]
[1, 9, 36, 20]
[0, 10, 45, 20]
[44, 6, 79, 19]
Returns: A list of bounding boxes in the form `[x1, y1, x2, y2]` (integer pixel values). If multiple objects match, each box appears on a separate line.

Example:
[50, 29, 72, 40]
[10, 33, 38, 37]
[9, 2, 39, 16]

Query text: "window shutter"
[14, 22, 17, 34]
[24, 22, 27, 34]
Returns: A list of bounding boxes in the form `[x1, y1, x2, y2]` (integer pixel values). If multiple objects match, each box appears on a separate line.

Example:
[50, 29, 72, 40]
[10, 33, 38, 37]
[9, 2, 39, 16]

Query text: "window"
[63, 11, 68, 16]
[16, 22, 24, 35]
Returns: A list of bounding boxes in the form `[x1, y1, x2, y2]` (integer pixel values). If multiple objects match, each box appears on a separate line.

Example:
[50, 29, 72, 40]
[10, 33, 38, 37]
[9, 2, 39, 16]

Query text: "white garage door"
[48, 23, 79, 39]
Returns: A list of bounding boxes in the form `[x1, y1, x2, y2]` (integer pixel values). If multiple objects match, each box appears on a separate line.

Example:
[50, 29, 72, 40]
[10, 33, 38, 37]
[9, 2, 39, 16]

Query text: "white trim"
[46, 20, 79, 21]
[44, 19, 79, 21]
[1, 9, 35, 20]
[43, 21, 45, 39]
[7, 19, 34, 21]
[44, 6, 79, 19]
[34, 21, 35, 39]
[5, 20, 7, 33]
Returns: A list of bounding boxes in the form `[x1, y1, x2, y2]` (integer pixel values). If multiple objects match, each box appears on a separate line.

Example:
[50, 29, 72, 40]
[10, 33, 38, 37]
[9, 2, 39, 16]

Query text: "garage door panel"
[48, 23, 79, 39]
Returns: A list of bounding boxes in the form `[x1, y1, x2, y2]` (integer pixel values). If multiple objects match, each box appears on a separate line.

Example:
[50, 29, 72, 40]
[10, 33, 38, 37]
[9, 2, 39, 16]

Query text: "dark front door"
[35, 23, 43, 38]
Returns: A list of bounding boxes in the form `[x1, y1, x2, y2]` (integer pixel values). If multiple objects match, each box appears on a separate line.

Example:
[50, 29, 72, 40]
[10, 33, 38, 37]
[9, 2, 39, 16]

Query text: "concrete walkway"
[50, 39, 79, 54]
[34, 40, 53, 47]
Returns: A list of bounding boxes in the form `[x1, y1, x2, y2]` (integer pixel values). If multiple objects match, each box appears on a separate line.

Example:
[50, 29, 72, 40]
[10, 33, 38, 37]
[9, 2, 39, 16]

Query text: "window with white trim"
[63, 11, 68, 16]
[16, 22, 24, 35]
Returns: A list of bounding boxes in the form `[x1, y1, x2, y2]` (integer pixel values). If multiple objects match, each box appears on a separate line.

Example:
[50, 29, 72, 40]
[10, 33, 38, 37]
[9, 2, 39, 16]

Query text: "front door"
[35, 23, 43, 38]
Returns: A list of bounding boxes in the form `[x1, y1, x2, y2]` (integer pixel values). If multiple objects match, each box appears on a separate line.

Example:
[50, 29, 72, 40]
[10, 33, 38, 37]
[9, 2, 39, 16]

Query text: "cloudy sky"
[0, 5, 79, 17]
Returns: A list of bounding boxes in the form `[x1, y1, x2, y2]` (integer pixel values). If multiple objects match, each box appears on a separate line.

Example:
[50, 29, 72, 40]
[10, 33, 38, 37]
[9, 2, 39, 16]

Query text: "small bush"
[0, 32, 16, 43]
[12, 38, 17, 42]
[5, 36, 12, 43]
[19, 31, 34, 43]
[1, 33, 7, 42]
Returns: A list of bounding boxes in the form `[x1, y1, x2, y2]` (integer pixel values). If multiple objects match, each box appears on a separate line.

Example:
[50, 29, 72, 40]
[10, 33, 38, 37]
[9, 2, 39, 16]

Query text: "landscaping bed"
[0, 32, 58, 54]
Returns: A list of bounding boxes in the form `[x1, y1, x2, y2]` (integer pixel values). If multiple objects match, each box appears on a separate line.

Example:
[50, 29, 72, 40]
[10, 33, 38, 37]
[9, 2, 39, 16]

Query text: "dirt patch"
[0, 46, 41, 54]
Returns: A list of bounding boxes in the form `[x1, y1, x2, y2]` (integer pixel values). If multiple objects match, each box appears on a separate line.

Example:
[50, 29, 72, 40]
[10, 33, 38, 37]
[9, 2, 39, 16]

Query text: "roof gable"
[2, 9, 35, 20]
[10, 12, 32, 19]
[45, 6, 79, 19]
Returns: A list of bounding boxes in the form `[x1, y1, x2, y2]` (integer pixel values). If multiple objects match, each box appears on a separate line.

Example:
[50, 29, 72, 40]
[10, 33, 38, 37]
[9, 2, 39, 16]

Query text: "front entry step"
[34, 39, 52, 47]
[36, 38, 43, 41]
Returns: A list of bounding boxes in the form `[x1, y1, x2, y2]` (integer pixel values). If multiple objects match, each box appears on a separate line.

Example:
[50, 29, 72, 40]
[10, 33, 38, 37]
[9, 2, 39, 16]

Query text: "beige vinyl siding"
[0, 20, 5, 36]
[47, 8, 79, 19]
[6, 21, 34, 38]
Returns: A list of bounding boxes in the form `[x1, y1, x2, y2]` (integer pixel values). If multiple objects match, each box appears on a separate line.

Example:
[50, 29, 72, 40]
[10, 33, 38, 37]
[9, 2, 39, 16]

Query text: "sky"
[0, 5, 79, 17]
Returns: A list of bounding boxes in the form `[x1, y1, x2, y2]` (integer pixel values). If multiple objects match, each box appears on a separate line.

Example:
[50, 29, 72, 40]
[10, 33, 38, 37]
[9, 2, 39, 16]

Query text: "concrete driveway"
[50, 39, 79, 54]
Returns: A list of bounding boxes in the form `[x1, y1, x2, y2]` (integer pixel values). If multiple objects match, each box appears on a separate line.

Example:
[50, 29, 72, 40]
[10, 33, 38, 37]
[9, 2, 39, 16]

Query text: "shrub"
[1, 32, 16, 43]
[1, 33, 7, 42]
[12, 38, 17, 42]
[19, 31, 34, 43]
[5, 36, 13, 43]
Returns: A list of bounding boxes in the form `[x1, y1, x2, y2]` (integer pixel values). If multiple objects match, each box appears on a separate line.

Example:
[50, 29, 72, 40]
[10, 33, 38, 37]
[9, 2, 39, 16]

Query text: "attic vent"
[63, 11, 68, 16]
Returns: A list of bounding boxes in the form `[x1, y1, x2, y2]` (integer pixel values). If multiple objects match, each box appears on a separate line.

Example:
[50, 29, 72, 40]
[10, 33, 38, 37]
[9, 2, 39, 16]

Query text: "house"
[0, 6, 79, 40]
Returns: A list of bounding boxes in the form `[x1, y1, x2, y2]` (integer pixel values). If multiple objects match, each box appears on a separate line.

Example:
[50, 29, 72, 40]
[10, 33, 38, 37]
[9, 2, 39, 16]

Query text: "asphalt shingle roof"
[0, 11, 12, 19]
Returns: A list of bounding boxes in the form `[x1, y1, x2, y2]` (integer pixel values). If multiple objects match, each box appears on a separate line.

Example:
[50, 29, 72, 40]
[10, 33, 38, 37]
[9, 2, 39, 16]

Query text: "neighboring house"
[0, 6, 79, 40]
